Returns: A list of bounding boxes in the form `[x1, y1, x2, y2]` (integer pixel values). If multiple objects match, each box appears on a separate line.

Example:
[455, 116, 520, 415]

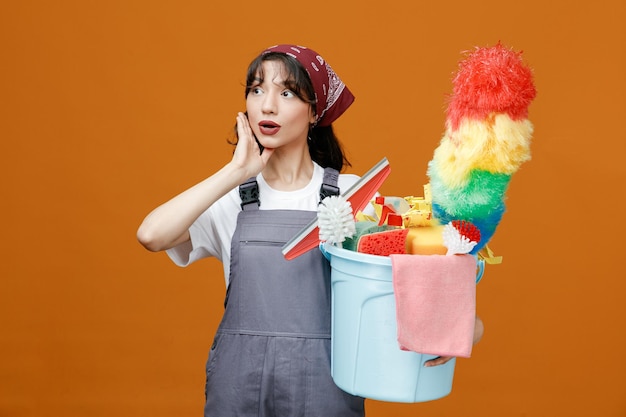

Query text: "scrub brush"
[442, 220, 481, 255]
[318, 195, 356, 245]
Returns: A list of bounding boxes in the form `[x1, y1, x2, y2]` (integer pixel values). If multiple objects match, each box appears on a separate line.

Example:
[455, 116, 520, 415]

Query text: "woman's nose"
[261, 93, 277, 114]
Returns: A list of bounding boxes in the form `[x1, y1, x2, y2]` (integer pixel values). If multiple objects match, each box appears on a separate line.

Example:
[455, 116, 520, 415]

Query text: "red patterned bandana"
[263, 44, 355, 127]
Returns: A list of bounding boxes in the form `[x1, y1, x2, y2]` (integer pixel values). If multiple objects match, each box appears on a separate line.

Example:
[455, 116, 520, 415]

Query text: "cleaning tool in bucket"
[426, 42, 536, 253]
[321, 243, 460, 403]
[282, 158, 390, 260]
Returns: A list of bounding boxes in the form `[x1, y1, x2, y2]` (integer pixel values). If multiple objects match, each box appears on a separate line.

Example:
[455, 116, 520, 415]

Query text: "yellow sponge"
[406, 226, 447, 255]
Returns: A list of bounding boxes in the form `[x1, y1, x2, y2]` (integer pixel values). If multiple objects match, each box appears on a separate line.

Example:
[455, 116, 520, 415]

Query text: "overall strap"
[239, 177, 260, 211]
[238, 167, 340, 210]
[319, 167, 340, 201]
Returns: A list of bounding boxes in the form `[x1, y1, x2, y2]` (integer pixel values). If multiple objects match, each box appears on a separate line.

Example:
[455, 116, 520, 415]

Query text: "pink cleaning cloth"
[390, 254, 477, 358]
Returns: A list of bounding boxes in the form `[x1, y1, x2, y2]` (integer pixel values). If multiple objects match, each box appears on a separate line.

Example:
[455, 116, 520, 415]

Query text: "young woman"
[138, 43, 485, 415]
[137, 44, 366, 416]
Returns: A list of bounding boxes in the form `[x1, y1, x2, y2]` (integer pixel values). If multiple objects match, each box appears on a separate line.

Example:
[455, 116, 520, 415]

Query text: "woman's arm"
[136, 113, 274, 252]
[137, 162, 247, 252]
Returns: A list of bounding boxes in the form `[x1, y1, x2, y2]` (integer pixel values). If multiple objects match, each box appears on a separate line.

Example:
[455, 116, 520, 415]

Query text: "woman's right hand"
[231, 112, 274, 178]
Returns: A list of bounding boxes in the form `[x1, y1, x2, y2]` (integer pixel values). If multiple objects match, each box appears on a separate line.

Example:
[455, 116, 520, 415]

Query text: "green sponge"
[341, 221, 393, 252]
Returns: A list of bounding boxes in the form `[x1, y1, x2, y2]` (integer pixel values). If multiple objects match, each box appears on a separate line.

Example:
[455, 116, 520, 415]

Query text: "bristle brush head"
[451, 220, 481, 243]
[318, 195, 356, 245]
[442, 220, 481, 255]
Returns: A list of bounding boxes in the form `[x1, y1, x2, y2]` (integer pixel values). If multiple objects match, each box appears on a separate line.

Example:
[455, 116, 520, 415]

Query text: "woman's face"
[246, 60, 315, 151]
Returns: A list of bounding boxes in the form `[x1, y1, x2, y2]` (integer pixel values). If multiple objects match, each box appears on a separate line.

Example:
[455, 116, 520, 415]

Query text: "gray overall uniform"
[204, 168, 365, 417]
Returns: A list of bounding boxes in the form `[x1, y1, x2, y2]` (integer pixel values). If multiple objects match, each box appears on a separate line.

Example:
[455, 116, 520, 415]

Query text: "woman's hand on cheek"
[233, 112, 274, 177]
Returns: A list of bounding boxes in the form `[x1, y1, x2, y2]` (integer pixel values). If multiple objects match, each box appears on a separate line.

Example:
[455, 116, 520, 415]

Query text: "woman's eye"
[282, 90, 295, 98]
[252, 87, 263, 95]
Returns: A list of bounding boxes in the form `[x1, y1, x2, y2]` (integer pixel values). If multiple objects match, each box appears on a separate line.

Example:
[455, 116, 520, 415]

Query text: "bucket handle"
[475, 257, 485, 284]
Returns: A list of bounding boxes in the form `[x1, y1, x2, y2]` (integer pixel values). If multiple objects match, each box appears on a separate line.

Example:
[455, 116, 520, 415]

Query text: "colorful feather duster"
[427, 43, 536, 252]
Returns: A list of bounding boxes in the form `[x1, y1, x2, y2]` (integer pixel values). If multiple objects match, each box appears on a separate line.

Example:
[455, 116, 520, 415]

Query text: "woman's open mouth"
[258, 120, 281, 136]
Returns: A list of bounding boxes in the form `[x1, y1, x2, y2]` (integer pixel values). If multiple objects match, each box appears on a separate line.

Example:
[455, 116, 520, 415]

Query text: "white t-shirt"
[166, 162, 361, 285]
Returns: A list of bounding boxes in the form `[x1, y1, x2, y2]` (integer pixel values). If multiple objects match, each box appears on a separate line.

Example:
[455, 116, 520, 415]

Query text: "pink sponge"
[357, 228, 410, 256]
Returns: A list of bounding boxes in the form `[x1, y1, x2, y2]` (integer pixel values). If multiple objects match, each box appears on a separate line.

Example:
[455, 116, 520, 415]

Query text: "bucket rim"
[321, 242, 392, 266]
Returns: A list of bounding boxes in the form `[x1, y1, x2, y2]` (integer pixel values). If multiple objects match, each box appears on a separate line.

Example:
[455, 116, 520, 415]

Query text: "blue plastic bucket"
[321, 243, 457, 403]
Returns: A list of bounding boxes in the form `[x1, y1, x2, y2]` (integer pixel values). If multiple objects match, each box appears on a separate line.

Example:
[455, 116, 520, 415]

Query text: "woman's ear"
[310, 108, 317, 125]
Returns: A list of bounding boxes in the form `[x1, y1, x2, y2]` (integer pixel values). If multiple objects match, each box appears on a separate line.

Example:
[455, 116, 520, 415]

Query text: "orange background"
[2, 1, 625, 416]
